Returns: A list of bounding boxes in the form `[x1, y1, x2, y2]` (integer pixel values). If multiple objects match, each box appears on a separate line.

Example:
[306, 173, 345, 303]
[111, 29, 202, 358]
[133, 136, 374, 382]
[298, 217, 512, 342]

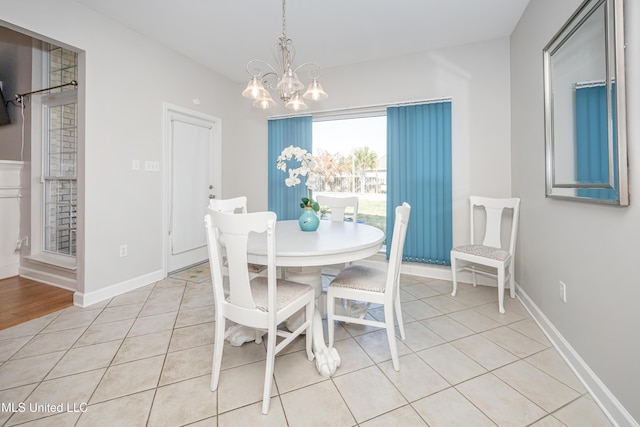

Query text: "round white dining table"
[245, 219, 385, 376]
[246, 219, 385, 269]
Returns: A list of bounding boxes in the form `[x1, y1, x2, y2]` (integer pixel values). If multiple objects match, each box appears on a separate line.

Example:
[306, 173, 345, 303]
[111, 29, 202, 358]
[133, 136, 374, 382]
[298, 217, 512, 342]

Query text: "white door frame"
[162, 102, 221, 275]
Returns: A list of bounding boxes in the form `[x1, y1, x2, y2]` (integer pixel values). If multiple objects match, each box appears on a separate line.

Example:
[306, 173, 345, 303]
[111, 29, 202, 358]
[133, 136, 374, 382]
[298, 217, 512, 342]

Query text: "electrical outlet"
[559, 280, 567, 303]
[119, 244, 128, 257]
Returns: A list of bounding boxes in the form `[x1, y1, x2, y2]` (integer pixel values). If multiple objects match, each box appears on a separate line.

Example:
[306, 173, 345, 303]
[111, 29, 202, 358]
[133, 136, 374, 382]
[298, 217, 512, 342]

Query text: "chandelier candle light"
[242, 0, 328, 111]
[277, 145, 320, 231]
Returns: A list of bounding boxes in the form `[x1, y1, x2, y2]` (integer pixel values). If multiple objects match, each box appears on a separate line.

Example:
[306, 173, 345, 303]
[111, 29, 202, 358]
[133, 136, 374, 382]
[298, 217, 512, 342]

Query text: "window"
[312, 115, 387, 234]
[42, 45, 78, 257]
[269, 101, 452, 265]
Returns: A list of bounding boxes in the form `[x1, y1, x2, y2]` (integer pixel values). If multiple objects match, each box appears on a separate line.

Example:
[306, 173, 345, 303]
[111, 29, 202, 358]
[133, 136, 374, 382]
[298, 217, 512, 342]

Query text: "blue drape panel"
[268, 116, 313, 220]
[387, 102, 452, 265]
[575, 85, 617, 200]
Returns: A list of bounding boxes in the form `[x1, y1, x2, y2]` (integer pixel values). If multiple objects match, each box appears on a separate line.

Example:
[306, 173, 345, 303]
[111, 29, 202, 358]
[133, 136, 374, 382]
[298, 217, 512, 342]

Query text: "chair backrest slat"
[386, 203, 411, 293]
[469, 196, 520, 253]
[209, 196, 248, 213]
[205, 209, 276, 311]
[316, 195, 359, 222]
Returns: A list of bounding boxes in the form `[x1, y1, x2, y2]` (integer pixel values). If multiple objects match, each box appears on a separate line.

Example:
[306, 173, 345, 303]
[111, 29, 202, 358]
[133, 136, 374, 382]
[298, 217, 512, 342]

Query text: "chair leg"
[497, 268, 506, 314]
[305, 300, 314, 361]
[327, 289, 336, 348]
[450, 254, 458, 297]
[509, 264, 516, 299]
[255, 330, 263, 345]
[261, 325, 277, 415]
[394, 291, 405, 341]
[210, 317, 226, 391]
[384, 303, 400, 371]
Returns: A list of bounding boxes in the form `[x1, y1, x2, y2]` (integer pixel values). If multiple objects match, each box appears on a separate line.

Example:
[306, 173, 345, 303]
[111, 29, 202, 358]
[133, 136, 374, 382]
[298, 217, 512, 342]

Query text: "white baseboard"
[518, 288, 638, 427]
[73, 269, 165, 308]
[357, 254, 453, 280]
[19, 266, 77, 292]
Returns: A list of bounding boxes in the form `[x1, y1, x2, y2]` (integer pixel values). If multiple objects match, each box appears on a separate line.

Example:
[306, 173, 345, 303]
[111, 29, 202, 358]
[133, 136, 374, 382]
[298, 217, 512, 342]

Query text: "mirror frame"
[543, 0, 628, 205]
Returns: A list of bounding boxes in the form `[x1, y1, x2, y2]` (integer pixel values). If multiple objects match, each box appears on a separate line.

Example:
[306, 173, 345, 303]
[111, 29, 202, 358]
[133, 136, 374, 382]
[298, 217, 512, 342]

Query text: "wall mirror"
[543, 0, 628, 205]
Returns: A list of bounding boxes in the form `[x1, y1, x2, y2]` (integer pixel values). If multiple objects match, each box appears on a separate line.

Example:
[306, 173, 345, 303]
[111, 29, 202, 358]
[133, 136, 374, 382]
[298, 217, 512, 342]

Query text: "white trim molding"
[72, 269, 165, 308]
[518, 287, 639, 427]
[19, 265, 76, 292]
[0, 161, 24, 279]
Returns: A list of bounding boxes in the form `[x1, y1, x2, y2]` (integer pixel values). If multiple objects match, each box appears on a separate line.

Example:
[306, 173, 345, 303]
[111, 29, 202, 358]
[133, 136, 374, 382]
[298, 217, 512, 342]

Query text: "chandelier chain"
[282, 0, 286, 39]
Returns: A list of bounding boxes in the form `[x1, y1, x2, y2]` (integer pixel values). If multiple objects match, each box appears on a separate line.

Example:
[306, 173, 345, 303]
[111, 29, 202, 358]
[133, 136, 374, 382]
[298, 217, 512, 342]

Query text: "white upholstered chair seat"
[452, 244, 510, 262]
[244, 277, 313, 312]
[330, 265, 387, 293]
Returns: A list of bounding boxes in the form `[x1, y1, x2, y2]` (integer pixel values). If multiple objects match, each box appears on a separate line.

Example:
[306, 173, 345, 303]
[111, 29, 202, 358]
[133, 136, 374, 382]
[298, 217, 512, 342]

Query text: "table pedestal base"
[224, 266, 352, 377]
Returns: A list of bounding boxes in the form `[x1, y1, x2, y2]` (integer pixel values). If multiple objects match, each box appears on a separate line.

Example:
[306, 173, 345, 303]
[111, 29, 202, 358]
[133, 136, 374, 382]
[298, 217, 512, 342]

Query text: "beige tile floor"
[0, 263, 613, 426]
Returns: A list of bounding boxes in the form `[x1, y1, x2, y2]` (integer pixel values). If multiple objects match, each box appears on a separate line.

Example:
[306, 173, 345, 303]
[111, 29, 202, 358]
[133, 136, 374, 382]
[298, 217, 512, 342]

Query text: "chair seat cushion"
[247, 263, 267, 274]
[222, 257, 267, 274]
[451, 244, 510, 261]
[330, 265, 387, 293]
[248, 277, 313, 312]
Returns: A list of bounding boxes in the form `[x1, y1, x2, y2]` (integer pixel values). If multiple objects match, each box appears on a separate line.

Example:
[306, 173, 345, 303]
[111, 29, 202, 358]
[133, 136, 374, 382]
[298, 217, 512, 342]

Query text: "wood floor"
[0, 276, 74, 331]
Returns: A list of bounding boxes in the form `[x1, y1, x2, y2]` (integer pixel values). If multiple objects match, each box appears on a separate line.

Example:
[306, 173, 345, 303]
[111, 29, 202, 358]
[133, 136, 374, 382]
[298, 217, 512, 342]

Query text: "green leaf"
[311, 202, 320, 211]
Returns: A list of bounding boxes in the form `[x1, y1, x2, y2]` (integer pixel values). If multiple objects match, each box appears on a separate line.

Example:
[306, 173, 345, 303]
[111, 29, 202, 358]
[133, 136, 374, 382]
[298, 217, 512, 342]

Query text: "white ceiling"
[73, 0, 530, 84]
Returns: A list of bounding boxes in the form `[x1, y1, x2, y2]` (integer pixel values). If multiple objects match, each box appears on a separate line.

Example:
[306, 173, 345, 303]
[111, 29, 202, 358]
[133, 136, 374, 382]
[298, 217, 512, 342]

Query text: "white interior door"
[165, 105, 221, 273]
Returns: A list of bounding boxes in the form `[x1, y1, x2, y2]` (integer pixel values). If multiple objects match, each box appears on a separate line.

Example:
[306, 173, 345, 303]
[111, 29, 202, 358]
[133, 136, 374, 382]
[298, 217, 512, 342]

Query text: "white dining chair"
[450, 196, 521, 314]
[316, 194, 359, 223]
[316, 195, 360, 275]
[209, 196, 267, 278]
[209, 196, 248, 214]
[327, 202, 411, 371]
[205, 209, 315, 414]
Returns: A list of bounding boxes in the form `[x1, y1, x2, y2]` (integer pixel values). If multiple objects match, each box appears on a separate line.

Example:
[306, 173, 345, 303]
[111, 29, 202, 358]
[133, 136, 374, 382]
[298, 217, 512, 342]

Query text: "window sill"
[24, 254, 77, 272]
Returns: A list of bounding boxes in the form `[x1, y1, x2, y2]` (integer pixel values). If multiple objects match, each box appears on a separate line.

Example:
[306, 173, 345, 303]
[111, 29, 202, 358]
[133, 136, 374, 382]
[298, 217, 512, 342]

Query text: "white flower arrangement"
[276, 145, 316, 187]
[276, 145, 320, 211]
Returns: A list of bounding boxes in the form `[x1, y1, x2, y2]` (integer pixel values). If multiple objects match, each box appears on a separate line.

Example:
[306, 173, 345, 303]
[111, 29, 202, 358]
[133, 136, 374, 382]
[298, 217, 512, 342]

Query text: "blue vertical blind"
[387, 102, 452, 265]
[267, 116, 313, 220]
[575, 84, 617, 200]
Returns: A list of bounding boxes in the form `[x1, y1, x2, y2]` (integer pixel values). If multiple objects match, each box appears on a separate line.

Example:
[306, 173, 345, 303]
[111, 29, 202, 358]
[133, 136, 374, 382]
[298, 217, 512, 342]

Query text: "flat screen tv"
[0, 87, 10, 126]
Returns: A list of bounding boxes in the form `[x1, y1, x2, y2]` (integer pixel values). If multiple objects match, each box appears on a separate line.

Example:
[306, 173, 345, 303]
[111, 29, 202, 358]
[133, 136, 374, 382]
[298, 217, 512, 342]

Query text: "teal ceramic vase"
[298, 207, 320, 231]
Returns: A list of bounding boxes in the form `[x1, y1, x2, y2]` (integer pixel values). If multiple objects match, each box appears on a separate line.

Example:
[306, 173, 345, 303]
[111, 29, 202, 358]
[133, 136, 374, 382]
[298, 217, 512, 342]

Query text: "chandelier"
[242, 0, 327, 111]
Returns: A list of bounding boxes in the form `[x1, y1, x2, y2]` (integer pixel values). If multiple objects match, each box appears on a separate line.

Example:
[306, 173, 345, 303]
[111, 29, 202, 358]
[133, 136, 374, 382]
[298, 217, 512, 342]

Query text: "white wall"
[3, 4, 514, 288]
[511, 0, 640, 424]
[1, 0, 246, 300]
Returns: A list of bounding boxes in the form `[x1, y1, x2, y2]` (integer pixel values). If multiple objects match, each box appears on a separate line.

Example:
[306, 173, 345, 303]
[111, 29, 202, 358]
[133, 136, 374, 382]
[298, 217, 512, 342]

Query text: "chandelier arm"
[260, 72, 281, 92]
[293, 62, 323, 79]
[246, 59, 279, 77]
